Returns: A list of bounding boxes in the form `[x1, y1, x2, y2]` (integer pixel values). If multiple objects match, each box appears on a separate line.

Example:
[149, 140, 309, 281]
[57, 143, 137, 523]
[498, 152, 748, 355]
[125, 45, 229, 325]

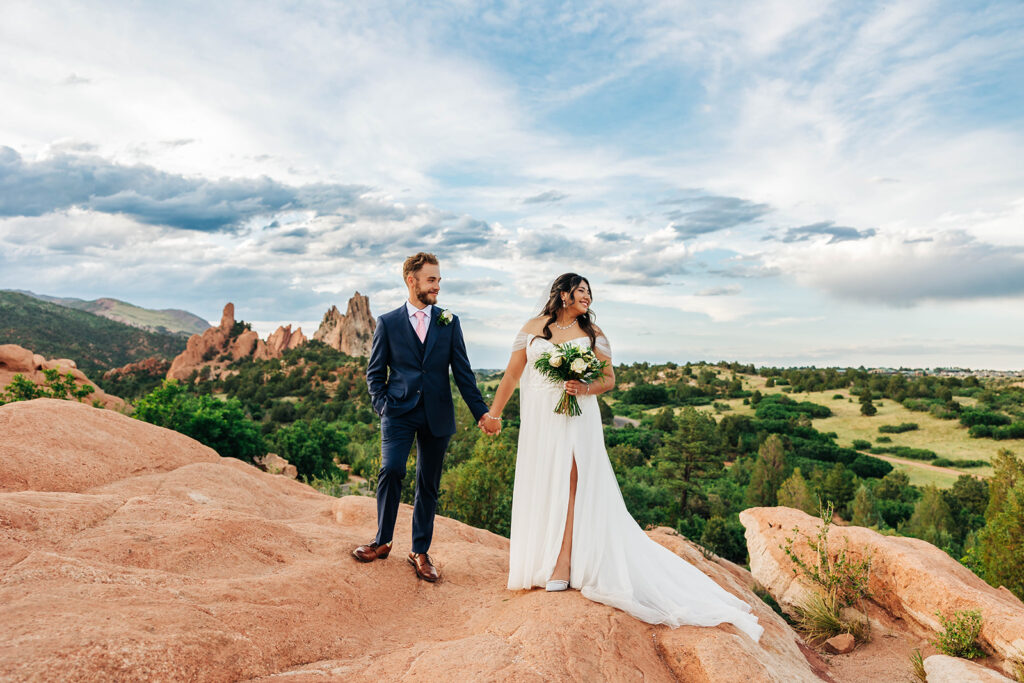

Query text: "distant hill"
[7, 290, 210, 336]
[0, 291, 188, 375]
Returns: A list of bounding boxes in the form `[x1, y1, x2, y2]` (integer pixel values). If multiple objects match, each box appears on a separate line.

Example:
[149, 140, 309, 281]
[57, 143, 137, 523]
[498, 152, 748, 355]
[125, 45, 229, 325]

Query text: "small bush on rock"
[782, 502, 873, 643]
[932, 609, 984, 659]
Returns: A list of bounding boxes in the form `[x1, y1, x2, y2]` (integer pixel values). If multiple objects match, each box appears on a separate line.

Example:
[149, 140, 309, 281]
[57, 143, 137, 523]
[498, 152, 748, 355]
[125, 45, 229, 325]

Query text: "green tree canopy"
[744, 434, 786, 507]
[269, 418, 348, 478]
[778, 467, 817, 514]
[133, 380, 264, 463]
[975, 450, 1024, 599]
[440, 427, 519, 537]
[655, 407, 726, 516]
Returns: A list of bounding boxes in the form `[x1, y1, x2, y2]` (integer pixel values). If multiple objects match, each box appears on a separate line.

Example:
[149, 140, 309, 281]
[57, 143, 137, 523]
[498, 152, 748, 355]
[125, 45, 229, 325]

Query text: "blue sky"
[2, 0, 1024, 368]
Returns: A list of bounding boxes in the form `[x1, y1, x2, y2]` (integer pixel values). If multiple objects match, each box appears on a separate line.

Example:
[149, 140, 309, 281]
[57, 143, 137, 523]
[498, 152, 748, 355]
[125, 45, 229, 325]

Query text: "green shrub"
[269, 419, 348, 478]
[699, 515, 747, 564]
[932, 609, 985, 659]
[1, 370, 95, 405]
[304, 469, 350, 497]
[879, 423, 918, 434]
[852, 439, 872, 450]
[869, 446, 937, 461]
[850, 454, 894, 479]
[782, 503, 873, 642]
[133, 380, 264, 463]
[932, 458, 988, 468]
[960, 409, 1011, 428]
[969, 422, 1024, 440]
[621, 383, 668, 405]
[876, 436, 892, 443]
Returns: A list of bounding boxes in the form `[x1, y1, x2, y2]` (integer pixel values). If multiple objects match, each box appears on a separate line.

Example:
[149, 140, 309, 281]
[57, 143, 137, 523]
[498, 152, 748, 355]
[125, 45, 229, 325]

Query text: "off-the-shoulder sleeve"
[595, 334, 612, 357]
[511, 331, 529, 351]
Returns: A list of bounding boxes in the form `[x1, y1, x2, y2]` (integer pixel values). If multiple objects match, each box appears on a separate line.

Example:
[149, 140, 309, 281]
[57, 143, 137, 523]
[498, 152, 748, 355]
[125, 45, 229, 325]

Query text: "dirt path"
[872, 453, 979, 478]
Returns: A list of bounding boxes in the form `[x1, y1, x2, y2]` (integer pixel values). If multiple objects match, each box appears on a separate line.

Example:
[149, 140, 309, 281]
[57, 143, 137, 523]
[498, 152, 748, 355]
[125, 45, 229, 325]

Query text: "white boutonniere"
[438, 308, 454, 326]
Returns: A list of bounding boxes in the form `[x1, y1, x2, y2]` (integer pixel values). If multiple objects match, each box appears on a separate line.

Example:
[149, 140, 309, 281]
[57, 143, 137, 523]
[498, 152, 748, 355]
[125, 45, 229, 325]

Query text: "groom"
[354, 252, 500, 581]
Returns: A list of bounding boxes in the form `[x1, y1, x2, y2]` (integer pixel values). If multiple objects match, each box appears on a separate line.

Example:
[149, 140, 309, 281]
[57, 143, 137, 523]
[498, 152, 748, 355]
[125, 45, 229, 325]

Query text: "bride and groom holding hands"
[353, 252, 762, 641]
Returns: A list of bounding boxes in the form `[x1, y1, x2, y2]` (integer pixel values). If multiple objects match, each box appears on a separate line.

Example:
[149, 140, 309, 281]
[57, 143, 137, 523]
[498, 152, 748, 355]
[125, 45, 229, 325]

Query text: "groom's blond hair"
[403, 252, 439, 279]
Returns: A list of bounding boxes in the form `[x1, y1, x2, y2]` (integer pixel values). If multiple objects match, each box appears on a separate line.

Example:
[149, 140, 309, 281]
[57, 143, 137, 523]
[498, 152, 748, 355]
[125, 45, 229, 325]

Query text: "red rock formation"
[167, 304, 307, 381]
[0, 344, 124, 410]
[102, 356, 171, 380]
[741, 506, 1024, 678]
[313, 292, 375, 357]
[167, 304, 234, 380]
[1, 399, 825, 682]
[260, 324, 308, 359]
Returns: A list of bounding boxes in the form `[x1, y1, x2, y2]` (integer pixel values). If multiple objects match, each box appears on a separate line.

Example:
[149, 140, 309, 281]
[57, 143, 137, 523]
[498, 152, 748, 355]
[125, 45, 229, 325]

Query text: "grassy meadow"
[643, 369, 1022, 489]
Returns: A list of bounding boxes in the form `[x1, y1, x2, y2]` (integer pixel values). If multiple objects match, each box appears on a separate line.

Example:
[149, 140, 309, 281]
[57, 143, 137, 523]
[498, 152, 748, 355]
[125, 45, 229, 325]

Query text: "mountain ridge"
[5, 289, 210, 336]
[0, 291, 187, 375]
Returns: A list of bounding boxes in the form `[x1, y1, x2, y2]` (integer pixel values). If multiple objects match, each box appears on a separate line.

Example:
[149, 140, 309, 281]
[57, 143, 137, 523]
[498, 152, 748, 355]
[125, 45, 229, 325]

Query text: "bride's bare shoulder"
[520, 316, 548, 335]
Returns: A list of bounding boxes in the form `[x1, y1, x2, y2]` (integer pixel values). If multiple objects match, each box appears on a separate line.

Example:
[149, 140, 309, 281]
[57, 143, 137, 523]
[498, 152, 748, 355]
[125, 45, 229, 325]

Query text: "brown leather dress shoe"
[407, 552, 440, 582]
[352, 541, 392, 562]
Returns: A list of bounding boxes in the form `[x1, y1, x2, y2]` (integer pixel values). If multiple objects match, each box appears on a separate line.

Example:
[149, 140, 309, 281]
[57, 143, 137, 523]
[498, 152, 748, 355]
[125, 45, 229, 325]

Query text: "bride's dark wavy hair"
[538, 273, 597, 348]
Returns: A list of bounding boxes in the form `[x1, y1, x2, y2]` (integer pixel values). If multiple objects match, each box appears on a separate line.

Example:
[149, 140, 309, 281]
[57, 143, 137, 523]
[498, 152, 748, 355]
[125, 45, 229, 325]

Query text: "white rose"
[570, 357, 587, 374]
[441, 309, 453, 322]
[549, 352, 563, 368]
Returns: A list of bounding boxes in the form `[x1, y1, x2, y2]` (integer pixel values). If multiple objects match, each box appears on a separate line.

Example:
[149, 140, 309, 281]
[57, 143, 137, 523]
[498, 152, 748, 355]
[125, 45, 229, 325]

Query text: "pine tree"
[744, 434, 786, 507]
[976, 451, 1024, 599]
[851, 484, 880, 527]
[904, 484, 954, 547]
[822, 463, 856, 509]
[656, 407, 726, 516]
[777, 467, 817, 514]
[653, 406, 676, 432]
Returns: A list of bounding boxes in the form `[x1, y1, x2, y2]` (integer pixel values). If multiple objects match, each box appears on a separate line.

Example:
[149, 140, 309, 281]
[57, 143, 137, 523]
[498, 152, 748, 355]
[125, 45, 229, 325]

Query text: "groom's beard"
[416, 289, 438, 306]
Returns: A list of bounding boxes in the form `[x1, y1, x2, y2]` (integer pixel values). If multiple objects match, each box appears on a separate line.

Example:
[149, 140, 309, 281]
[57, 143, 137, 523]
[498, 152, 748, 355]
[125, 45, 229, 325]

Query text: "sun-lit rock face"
[741, 506, 1024, 678]
[313, 292, 375, 357]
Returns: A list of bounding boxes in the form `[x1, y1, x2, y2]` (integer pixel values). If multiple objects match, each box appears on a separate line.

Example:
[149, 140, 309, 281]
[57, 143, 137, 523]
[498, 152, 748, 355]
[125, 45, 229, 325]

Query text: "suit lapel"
[422, 306, 443, 362]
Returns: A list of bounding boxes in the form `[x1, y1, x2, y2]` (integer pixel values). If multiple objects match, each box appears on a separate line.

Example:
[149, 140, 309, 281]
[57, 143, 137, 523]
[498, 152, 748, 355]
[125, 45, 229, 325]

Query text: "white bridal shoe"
[545, 580, 569, 592]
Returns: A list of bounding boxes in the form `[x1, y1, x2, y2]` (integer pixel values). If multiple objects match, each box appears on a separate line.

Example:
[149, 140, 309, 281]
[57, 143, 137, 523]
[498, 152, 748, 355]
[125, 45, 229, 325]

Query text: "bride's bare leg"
[549, 457, 578, 583]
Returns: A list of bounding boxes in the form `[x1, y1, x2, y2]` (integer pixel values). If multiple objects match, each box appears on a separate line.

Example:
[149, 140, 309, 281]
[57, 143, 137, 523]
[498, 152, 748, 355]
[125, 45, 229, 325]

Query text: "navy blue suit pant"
[374, 400, 451, 554]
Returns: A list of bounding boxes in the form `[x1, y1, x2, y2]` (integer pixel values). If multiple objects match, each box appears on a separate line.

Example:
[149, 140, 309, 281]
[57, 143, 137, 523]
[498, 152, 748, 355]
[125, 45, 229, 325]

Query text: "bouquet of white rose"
[533, 341, 608, 416]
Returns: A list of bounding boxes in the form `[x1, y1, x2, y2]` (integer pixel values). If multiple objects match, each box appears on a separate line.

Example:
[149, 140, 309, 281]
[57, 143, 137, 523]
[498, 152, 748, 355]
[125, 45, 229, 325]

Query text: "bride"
[485, 273, 763, 641]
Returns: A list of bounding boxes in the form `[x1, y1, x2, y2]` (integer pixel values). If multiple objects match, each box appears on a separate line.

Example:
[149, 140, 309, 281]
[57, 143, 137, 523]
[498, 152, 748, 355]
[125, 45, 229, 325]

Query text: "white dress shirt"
[405, 300, 433, 336]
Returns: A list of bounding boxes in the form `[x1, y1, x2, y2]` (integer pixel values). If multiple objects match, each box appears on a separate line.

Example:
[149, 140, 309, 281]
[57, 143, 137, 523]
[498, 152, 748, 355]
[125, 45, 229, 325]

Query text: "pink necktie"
[415, 310, 427, 343]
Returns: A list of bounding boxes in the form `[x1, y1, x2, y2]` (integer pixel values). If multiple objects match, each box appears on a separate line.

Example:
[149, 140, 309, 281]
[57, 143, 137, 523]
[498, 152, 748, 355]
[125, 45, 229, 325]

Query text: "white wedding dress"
[506, 332, 763, 641]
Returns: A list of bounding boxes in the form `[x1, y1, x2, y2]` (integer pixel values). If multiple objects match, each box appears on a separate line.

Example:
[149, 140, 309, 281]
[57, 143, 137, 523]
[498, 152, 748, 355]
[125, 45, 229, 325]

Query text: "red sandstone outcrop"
[313, 292, 375, 357]
[255, 452, 298, 479]
[102, 355, 171, 380]
[0, 344, 124, 410]
[259, 324, 308, 360]
[168, 295, 372, 381]
[167, 303, 273, 380]
[740, 506, 1024, 678]
[1, 399, 825, 682]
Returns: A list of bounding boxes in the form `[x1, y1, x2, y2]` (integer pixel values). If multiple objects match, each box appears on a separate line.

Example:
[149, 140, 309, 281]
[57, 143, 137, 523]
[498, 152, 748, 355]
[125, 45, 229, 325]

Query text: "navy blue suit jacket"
[365, 304, 489, 437]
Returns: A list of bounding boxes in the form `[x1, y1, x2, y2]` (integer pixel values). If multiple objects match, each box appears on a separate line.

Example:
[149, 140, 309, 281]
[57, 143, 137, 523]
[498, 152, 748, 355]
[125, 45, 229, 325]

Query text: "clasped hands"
[478, 411, 502, 435]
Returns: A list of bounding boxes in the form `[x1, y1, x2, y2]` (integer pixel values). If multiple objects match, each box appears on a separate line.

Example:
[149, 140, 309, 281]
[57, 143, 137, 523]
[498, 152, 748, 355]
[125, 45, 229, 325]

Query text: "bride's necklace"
[553, 317, 578, 330]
